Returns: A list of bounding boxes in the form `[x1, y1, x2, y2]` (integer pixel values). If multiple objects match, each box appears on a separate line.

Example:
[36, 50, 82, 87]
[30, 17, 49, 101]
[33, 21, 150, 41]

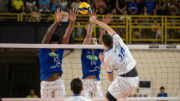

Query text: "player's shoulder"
[81, 96, 92, 101]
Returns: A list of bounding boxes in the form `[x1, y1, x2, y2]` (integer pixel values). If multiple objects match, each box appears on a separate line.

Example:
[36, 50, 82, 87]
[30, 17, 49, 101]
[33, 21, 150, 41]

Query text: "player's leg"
[40, 82, 54, 98]
[94, 80, 104, 98]
[82, 79, 93, 98]
[54, 78, 66, 98]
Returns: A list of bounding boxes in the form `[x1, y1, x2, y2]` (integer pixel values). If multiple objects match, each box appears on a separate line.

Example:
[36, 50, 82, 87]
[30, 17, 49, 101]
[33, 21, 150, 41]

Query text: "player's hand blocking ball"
[102, 13, 113, 24]
[55, 8, 66, 23]
[66, 8, 79, 22]
[89, 9, 99, 23]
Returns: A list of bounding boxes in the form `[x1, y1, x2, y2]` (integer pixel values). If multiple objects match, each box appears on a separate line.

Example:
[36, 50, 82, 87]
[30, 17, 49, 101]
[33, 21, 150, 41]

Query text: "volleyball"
[79, 2, 91, 15]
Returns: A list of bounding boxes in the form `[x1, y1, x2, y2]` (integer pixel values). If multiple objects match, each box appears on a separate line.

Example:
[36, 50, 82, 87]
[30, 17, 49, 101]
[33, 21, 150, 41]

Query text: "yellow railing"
[0, 13, 179, 43]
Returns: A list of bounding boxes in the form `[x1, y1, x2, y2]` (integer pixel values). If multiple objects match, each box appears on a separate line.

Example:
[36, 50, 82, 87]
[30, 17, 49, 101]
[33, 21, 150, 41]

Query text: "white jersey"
[64, 95, 92, 101]
[104, 33, 136, 75]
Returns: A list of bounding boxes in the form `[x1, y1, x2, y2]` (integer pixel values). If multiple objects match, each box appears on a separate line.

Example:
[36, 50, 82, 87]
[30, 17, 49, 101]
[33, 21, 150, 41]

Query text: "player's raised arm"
[99, 14, 113, 44]
[90, 10, 116, 36]
[61, 8, 78, 44]
[83, 9, 98, 45]
[42, 8, 65, 44]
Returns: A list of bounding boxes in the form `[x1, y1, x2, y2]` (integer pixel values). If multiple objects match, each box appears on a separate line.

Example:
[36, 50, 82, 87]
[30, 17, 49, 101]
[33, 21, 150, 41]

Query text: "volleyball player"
[90, 11, 139, 101]
[81, 10, 112, 98]
[39, 8, 78, 98]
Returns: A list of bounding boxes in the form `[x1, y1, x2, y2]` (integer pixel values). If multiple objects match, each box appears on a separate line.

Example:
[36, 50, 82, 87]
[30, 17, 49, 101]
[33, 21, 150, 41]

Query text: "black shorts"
[106, 91, 117, 101]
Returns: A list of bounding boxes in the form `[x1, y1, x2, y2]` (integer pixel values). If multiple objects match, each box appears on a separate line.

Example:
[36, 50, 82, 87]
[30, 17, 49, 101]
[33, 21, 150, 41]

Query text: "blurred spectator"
[41, 5, 50, 22]
[71, 0, 81, 10]
[26, 89, 38, 98]
[26, 0, 36, 10]
[39, 0, 50, 12]
[25, 7, 33, 22]
[152, 19, 161, 41]
[137, 0, 145, 15]
[95, 0, 106, 10]
[156, 0, 166, 15]
[32, 6, 41, 22]
[144, 0, 155, 15]
[21, 6, 26, 21]
[87, 0, 95, 9]
[12, 0, 24, 13]
[176, 2, 180, 15]
[111, 8, 120, 36]
[128, 0, 138, 15]
[140, 6, 149, 15]
[62, 5, 70, 22]
[157, 86, 168, 98]
[132, 19, 142, 43]
[105, 0, 112, 13]
[46, 8, 54, 22]
[51, 0, 58, 12]
[116, 0, 126, 14]
[119, 10, 129, 39]
[59, 0, 68, 9]
[97, 5, 106, 14]
[168, 0, 178, 14]
[153, 9, 157, 15]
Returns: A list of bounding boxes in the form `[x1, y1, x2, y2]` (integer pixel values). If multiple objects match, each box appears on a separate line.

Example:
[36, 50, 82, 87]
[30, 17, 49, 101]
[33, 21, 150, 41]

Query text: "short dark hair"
[102, 34, 113, 47]
[56, 5, 60, 9]
[50, 34, 60, 43]
[71, 78, 82, 95]
[160, 86, 165, 90]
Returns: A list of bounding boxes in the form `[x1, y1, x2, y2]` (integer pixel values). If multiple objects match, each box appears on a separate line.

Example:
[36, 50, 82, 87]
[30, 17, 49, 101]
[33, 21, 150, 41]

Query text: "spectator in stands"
[144, 0, 155, 15]
[32, 6, 41, 22]
[111, 8, 120, 36]
[140, 6, 149, 15]
[12, 0, 24, 13]
[39, 0, 50, 12]
[97, 5, 106, 14]
[152, 19, 161, 41]
[87, 0, 95, 9]
[105, 0, 112, 13]
[119, 10, 129, 39]
[26, 0, 36, 10]
[59, 0, 68, 10]
[157, 86, 168, 97]
[95, 0, 106, 10]
[51, 0, 58, 12]
[137, 0, 145, 15]
[21, 6, 26, 21]
[62, 5, 70, 22]
[64, 78, 92, 101]
[46, 8, 54, 22]
[153, 9, 157, 15]
[71, 0, 81, 10]
[176, 2, 180, 15]
[128, 0, 138, 15]
[116, 0, 126, 14]
[132, 19, 142, 43]
[25, 7, 33, 22]
[156, 0, 166, 15]
[26, 89, 38, 98]
[41, 5, 50, 22]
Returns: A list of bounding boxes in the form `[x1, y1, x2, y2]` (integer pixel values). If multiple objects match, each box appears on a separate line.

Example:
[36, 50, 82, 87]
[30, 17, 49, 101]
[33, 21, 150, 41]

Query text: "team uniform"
[81, 49, 104, 98]
[104, 33, 139, 100]
[64, 95, 92, 101]
[39, 48, 66, 98]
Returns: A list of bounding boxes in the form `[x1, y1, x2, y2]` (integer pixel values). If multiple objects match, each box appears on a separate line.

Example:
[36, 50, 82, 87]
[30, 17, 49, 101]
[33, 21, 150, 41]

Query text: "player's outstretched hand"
[66, 8, 79, 22]
[103, 13, 113, 24]
[99, 52, 105, 63]
[89, 9, 99, 23]
[55, 8, 66, 23]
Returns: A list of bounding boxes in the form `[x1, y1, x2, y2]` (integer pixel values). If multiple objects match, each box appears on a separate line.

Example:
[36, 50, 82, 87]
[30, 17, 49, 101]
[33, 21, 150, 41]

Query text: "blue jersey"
[157, 93, 168, 97]
[39, 48, 64, 80]
[128, 2, 138, 12]
[81, 49, 104, 81]
[144, 1, 155, 15]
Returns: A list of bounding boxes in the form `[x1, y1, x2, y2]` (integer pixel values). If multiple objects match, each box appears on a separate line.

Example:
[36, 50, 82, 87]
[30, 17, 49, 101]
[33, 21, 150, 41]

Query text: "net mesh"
[0, 46, 179, 100]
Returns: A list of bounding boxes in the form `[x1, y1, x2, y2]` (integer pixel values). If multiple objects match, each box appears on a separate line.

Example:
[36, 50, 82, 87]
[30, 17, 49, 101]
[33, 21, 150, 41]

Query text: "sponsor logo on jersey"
[49, 52, 59, 57]
[86, 55, 98, 60]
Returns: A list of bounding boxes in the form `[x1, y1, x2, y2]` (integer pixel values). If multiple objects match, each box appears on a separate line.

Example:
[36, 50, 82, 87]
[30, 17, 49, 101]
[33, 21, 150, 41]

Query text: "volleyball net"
[0, 44, 179, 101]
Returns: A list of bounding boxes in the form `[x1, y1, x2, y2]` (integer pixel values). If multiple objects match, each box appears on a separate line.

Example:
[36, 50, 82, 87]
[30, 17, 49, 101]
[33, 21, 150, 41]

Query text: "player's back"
[104, 33, 136, 75]
[64, 95, 92, 101]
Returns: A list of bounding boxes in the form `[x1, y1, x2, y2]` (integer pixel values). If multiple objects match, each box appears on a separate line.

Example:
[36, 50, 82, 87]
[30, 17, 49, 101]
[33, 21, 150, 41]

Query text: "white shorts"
[108, 76, 139, 100]
[40, 78, 66, 98]
[82, 79, 104, 98]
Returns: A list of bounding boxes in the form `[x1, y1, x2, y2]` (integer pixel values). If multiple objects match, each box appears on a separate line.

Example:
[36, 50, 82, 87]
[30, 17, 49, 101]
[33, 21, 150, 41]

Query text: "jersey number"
[118, 47, 126, 61]
[91, 60, 96, 66]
